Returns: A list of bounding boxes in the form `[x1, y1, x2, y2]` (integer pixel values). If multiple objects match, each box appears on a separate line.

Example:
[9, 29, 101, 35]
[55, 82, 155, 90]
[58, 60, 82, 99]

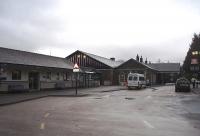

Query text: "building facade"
[66, 50, 180, 86]
[0, 47, 100, 93]
[0, 47, 75, 92]
[0, 47, 180, 92]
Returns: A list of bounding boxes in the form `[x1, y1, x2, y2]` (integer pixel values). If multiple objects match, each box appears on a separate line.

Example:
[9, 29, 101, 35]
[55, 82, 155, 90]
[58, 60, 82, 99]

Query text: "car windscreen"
[133, 76, 137, 81]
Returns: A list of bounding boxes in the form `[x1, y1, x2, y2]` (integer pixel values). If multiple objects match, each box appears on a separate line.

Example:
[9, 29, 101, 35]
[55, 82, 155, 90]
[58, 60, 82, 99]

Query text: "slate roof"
[0, 47, 73, 69]
[116, 58, 156, 70]
[147, 63, 180, 72]
[79, 51, 124, 68]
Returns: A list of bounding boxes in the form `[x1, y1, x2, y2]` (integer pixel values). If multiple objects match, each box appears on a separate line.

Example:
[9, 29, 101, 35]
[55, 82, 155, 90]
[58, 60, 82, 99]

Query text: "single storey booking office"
[0, 47, 75, 92]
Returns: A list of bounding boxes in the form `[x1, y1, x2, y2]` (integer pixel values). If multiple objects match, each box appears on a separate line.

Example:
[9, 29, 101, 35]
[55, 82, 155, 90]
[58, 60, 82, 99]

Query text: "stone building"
[0, 47, 75, 92]
[66, 50, 180, 86]
[0, 47, 180, 92]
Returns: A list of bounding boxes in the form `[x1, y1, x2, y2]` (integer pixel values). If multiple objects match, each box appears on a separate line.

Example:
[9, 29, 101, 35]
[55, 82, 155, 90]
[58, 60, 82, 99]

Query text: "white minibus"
[127, 73, 146, 89]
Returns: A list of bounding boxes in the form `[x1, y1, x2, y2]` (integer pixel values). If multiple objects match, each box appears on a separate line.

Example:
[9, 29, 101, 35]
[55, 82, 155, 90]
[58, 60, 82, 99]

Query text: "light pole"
[73, 63, 80, 95]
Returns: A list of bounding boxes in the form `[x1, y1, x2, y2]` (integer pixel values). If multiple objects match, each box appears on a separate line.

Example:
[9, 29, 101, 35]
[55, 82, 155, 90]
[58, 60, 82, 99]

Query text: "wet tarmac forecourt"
[0, 86, 200, 136]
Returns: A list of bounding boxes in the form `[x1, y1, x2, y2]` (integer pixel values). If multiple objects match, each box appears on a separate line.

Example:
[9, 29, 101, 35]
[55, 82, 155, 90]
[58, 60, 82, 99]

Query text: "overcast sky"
[0, 0, 200, 63]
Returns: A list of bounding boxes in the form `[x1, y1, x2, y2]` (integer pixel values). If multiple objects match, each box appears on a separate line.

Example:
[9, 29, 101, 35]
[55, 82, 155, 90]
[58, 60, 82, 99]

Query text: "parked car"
[175, 78, 190, 92]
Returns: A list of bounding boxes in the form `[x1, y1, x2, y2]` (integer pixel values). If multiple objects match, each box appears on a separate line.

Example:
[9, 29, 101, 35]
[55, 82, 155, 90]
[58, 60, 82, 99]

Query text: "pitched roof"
[79, 51, 124, 68]
[116, 58, 156, 70]
[0, 47, 73, 69]
[147, 63, 180, 72]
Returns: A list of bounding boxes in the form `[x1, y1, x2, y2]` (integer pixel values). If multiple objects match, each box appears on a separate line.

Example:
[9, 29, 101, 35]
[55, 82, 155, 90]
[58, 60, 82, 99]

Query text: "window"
[192, 51, 198, 55]
[119, 74, 125, 82]
[139, 77, 144, 81]
[133, 76, 138, 81]
[128, 76, 132, 80]
[12, 70, 21, 80]
[56, 73, 60, 80]
[63, 73, 68, 81]
[195, 66, 199, 71]
[190, 66, 194, 71]
[46, 72, 51, 80]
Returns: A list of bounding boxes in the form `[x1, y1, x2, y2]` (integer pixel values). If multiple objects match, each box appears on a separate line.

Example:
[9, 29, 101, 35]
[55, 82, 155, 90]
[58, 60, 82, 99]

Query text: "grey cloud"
[0, 0, 199, 63]
[0, 0, 71, 51]
[88, 36, 191, 63]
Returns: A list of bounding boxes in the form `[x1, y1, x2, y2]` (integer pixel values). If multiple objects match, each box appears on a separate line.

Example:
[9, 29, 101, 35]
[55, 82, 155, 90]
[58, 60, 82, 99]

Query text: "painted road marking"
[103, 95, 110, 98]
[143, 120, 155, 129]
[44, 113, 50, 118]
[40, 123, 45, 130]
[146, 96, 152, 99]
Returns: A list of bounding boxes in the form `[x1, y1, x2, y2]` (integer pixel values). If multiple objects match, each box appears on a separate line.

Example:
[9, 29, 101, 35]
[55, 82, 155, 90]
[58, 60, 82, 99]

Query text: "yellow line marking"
[40, 123, 45, 130]
[44, 113, 50, 118]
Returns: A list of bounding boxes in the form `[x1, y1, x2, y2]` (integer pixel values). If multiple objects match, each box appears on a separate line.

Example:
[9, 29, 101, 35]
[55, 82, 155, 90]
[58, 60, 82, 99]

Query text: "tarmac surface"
[0, 85, 200, 136]
[0, 86, 125, 106]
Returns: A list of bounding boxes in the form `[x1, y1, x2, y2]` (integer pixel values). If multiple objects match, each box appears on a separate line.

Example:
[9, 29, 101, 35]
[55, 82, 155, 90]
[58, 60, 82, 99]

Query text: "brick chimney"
[110, 57, 115, 61]
[145, 58, 148, 64]
[140, 56, 143, 63]
[136, 54, 139, 61]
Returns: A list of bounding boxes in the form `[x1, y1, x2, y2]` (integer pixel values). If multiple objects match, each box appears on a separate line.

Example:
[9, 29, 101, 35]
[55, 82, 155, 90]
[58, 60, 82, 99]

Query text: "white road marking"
[143, 120, 155, 129]
[44, 113, 50, 118]
[40, 123, 45, 130]
[146, 96, 152, 99]
[103, 95, 110, 98]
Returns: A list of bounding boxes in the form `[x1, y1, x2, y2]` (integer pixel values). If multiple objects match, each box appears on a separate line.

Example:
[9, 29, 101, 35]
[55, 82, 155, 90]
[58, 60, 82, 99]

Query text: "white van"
[127, 73, 146, 89]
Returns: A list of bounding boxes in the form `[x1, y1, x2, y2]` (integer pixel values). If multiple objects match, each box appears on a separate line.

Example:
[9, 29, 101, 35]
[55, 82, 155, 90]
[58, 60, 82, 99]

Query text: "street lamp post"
[73, 63, 80, 95]
[75, 72, 78, 95]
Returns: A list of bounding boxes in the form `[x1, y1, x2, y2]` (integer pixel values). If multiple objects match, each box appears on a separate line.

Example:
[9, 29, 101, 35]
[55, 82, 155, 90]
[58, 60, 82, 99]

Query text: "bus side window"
[139, 77, 144, 81]
[128, 76, 132, 80]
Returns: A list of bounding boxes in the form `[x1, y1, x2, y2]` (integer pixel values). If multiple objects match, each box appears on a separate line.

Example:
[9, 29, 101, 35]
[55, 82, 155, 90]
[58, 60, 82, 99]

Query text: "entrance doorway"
[29, 72, 39, 90]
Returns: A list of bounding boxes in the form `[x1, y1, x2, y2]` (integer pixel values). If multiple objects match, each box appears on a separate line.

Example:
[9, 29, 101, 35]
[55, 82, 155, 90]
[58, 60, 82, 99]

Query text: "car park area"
[0, 85, 200, 136]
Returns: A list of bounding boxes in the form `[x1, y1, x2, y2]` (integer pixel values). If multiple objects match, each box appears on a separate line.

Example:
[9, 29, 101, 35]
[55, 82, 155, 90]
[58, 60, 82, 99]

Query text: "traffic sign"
[73, 63, 80, 95]
[73, 69, 80, 72]
[73, 63, 79, 69]
[73, 63, 80, 72]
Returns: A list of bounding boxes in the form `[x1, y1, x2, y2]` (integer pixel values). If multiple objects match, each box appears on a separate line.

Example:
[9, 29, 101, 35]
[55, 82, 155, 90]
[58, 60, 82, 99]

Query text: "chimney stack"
[145, 58, 148, 64]
[110, 57, 115, 61]
[140, 56, 143, 63]
[136, 54, 139, 61]
[149, 61, 151, 64]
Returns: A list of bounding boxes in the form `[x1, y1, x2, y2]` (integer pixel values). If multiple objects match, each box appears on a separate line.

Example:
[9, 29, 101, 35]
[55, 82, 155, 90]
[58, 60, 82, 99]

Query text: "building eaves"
[0, 47, 73, 69]
[116, 58, 157, 71]
[78, 50, 123, 68]
[147, 63, 180, 72]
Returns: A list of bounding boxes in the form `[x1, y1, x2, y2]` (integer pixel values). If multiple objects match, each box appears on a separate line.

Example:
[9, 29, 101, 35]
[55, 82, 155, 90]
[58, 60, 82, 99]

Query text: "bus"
[127, 73, 146, 89]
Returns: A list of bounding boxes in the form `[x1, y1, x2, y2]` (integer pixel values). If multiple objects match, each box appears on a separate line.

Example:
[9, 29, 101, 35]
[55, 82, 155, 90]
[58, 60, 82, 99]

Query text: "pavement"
[0, 86, 126, 106]
[1, 84, 199, 106]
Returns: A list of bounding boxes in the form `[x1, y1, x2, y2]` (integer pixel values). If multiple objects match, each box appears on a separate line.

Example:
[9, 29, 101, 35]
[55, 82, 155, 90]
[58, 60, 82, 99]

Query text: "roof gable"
[66, 50, 123, 68]
[116, 58, 154, 70]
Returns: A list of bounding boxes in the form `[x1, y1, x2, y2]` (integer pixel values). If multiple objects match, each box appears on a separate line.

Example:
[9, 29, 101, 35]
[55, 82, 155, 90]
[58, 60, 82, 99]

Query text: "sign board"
[191, 59, 198, 64]
[73, 69, 80, 72]
[73, 63, 80, 72]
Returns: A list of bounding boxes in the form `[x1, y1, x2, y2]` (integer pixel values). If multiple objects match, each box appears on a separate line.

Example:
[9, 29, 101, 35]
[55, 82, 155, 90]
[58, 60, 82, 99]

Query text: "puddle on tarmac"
[125, 97, 135, 100]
